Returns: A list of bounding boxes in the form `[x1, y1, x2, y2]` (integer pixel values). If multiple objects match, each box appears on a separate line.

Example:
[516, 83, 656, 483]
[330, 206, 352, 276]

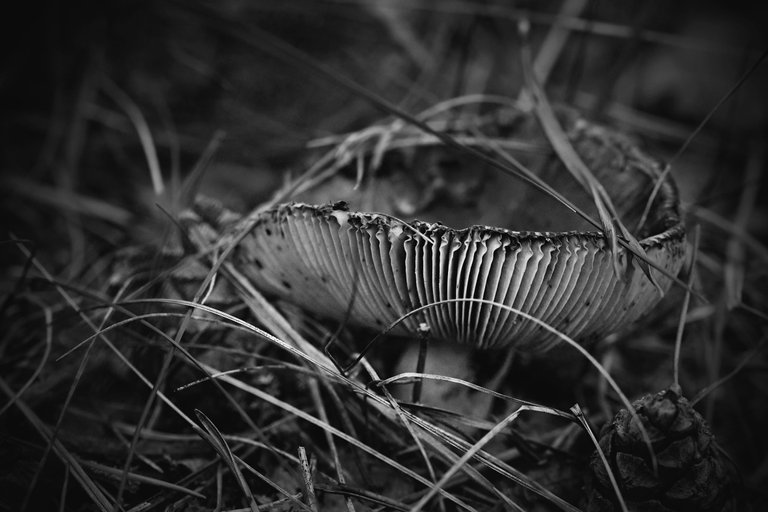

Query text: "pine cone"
[585, 388, 733, 511]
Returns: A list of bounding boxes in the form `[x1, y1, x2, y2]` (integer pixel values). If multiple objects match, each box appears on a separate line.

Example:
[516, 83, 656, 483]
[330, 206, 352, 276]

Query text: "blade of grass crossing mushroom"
[519, 33, 663, 292]
[518, 22, 616, 249]
[522, 66, 612, 273]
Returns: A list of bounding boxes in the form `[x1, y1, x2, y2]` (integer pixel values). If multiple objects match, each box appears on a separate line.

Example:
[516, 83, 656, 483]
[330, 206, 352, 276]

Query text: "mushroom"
[215, 107, 687, 357]
[184, 107, 686, 410]
[233, 196, 685, 353]
[182, 106, 686, 414]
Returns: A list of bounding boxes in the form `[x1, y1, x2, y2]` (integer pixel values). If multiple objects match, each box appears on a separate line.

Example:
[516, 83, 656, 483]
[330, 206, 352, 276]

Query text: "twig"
[298, 447, 319, 512]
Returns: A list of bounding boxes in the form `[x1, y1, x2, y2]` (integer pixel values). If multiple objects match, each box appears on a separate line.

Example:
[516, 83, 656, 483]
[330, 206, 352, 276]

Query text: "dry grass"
[2, 1, 767, 511]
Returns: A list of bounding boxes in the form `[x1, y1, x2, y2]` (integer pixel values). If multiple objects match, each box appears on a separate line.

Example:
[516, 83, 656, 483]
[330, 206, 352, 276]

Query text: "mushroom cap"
[222, 108, 687, 351]
[234, 199, 685, 351]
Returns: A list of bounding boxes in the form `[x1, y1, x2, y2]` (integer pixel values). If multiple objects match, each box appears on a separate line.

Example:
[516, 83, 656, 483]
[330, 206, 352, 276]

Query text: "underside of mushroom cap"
[234, 198, 685, 351]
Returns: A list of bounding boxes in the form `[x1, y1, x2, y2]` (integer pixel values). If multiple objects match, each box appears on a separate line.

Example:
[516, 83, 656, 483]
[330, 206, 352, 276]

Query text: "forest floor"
[2, 1, 767, 511]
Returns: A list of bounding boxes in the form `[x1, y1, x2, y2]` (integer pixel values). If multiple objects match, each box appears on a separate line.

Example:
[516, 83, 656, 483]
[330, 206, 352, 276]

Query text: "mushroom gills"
[235, 202, 685, 351]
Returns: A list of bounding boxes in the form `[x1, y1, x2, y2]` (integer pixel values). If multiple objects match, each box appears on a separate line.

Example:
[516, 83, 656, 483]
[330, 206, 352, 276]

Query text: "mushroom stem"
[412, 328, 431, 403]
